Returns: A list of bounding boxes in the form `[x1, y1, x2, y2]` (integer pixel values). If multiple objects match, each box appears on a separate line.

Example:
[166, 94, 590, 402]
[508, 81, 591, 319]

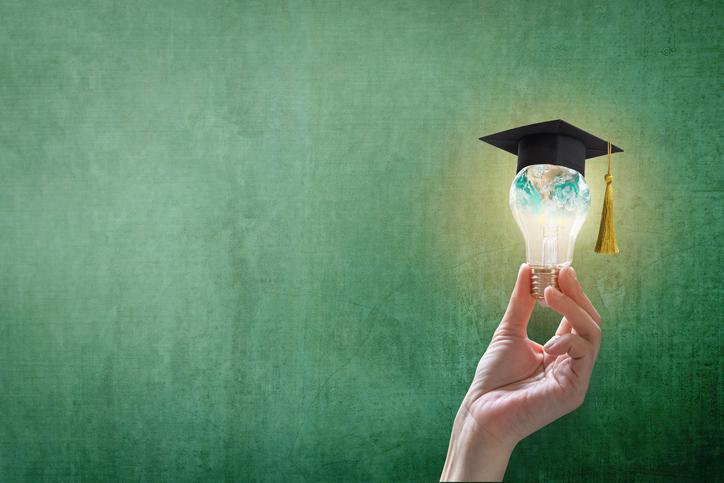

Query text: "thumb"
[497, 264, 536, 337]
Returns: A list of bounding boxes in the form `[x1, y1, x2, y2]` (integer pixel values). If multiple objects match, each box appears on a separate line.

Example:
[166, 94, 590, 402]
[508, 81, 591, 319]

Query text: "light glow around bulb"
[510, 164, 590, 301]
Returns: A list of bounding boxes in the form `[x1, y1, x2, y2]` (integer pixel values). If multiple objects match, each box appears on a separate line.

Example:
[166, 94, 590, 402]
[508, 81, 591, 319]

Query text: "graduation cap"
[479, 119, 622, 177]
[480, 119, 622, 255]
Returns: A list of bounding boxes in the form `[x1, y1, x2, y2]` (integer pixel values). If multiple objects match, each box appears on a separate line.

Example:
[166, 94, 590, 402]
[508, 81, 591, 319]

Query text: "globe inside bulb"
[510, 164, 590, 299]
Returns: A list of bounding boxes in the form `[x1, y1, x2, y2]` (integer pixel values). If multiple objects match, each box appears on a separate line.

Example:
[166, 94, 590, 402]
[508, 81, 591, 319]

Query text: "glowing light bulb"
[480, 120, 623, 302]
[509, 164, 590, 303]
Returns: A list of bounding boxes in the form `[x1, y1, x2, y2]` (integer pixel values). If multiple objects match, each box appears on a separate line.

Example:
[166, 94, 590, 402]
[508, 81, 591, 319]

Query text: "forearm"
[441, 410, 515, 482]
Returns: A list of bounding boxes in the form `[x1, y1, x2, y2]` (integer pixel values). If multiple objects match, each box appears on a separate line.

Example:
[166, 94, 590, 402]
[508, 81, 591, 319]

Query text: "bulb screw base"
[530, 266, 561, 301]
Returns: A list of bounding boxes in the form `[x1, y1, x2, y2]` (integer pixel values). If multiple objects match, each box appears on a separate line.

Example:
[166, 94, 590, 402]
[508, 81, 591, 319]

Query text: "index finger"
[544, 286, 601, 346]
[558, 267, 602, 327]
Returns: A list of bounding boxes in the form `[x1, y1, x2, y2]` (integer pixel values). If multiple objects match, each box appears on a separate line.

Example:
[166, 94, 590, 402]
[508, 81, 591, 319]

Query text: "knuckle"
[592, 323, 602, 340]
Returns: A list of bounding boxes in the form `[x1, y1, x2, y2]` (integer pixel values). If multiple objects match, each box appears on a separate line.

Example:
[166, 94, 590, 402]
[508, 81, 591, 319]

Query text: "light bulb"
[510, 164, 590, 302]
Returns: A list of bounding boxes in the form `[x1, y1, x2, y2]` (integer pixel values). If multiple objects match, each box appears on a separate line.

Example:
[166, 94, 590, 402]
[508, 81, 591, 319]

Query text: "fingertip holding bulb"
[538, 299, 549, 308]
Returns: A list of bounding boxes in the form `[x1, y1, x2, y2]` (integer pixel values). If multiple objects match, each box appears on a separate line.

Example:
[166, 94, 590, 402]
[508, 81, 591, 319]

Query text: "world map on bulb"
[510, 164, 591, 217]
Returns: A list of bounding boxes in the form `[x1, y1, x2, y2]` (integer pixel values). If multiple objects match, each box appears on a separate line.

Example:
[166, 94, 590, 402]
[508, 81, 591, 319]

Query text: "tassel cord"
[594, 142, 619, 254]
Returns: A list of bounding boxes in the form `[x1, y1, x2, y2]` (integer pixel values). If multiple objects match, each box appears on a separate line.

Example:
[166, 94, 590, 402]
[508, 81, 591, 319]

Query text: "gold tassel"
[594, 142, 619, 254]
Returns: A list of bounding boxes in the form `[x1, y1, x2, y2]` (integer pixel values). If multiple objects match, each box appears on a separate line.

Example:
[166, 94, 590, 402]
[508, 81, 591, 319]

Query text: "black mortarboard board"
[479, 119, 623, 177]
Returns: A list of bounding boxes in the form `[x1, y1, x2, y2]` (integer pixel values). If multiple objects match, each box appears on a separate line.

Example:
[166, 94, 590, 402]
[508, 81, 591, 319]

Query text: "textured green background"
[1, 1, 722, 481]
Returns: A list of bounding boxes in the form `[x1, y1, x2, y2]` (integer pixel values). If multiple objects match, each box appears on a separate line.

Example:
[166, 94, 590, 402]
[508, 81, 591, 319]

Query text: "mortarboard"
[479, 119, 623, 177]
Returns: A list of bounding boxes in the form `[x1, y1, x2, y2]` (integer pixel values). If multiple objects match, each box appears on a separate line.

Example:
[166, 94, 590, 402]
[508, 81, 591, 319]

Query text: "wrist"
[441, 409, 516, 482]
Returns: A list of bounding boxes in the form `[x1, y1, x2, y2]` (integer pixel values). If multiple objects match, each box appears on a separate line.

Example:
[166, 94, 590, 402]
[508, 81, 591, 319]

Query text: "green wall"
[1, 1, 722, 481]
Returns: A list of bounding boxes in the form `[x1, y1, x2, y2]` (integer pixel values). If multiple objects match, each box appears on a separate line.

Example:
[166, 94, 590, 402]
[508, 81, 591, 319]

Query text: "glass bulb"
[510, 164, 591, 302]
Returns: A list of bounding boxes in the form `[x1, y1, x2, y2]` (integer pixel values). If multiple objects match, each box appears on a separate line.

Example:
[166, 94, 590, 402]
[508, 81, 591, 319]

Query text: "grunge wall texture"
[1, 1, 722, 481]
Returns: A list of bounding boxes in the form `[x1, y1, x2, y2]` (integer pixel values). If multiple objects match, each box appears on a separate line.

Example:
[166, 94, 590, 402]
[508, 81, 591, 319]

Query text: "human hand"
[441, 264, 602, 482]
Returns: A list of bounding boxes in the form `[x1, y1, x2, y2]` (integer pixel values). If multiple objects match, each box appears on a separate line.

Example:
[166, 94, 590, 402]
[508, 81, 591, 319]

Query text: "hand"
[441, 264, 602, 482]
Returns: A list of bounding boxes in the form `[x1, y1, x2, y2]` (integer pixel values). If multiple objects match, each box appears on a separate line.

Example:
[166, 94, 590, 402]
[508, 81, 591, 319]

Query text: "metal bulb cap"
[530, 266, 561, 301]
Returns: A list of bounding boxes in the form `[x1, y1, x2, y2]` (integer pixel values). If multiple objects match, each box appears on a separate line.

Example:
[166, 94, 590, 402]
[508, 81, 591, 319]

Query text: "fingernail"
[544, 336, 560, 350]
[570, 267, 577, 280]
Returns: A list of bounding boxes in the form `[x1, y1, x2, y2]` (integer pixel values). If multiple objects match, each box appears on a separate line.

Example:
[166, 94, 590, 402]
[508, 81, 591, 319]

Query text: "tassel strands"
[594, 142, 619, 254]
